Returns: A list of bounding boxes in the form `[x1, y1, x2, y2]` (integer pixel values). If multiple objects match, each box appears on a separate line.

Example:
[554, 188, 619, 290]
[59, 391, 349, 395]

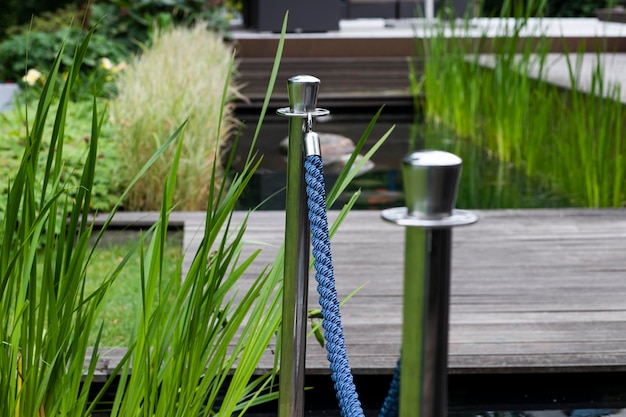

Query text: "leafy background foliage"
[0, 28, 129, 83]
[0, 99, 121, 217]
[0, 0, 244, 213]
[90, 0, 239, 50]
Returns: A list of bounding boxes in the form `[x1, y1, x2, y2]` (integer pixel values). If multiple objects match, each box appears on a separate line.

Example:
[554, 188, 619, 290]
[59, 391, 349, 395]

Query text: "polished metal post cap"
[381, 150, 477, 228]
[403, 150, 461, 219]
[277, 75, 329, 118]
[288, 75, 319, 113]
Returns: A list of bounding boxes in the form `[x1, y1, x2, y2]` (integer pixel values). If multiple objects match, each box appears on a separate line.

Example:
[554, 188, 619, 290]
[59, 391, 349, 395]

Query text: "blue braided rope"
[378, 358, 401, 417]
[304, 155, 365, 417]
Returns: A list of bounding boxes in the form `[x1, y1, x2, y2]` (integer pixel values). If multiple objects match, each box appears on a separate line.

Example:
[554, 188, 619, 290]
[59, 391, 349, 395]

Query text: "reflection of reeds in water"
[420, 123, 569, 209]
[340, 120, 567, 210]
[418, 1, 626, 208]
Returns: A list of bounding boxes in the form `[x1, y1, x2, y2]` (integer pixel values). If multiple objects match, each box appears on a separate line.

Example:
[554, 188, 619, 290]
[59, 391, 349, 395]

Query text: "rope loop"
[305, 155, 364, 417]
[304, 154, 400, 417]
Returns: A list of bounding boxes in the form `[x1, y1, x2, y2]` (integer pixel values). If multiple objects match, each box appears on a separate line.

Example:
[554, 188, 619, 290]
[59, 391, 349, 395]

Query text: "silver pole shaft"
[279, 115, 309, 417]
[382, 150, 476, 417]
[400, 227, 429, 417]
[400, 228, 451, 417]
[279, 75, 321, 417]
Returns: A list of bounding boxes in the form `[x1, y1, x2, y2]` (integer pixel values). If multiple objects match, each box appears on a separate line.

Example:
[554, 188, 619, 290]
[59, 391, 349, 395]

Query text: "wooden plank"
[230, 209, 626, 374]
[97, 208, 626, 377]
[235, 57, 418, 108]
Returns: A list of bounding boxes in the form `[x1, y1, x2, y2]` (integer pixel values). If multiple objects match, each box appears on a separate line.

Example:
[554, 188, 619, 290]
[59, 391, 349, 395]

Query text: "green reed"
[0, 24, 182, 416]
[1, 14, 394, 417]
[418, 0, 626, 208]
[559, 46, 625, 207]
[107, 17, 394, 415]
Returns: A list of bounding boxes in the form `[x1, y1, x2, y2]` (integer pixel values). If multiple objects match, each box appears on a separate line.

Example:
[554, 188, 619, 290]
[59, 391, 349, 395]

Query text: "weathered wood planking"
[236, 57, 417, 108]
[182, 208, 626, 375]
[94, 209, 626, 378]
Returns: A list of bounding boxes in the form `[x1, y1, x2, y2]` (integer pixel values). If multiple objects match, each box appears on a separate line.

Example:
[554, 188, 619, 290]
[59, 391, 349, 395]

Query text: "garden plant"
[0, 13, 393, 416]
[110, 21, 239, 211]
[419, 0, 626, 207]
[0, 18, 240, 214]
[0, 97, 122, 218]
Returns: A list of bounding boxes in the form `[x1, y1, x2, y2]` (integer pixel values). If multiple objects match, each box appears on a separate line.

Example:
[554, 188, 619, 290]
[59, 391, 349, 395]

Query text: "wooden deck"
[89, 208, 626, 379]
[231, 18, 626, 109]
[236, 56, 418, 109]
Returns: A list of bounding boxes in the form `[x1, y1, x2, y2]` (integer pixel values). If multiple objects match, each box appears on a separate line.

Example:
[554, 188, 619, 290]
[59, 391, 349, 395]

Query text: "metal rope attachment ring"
[304, 113, 321, 157]
[276, 107, 330, 118]
[306, 112, 314, 132]
[381, 207, 477, 229]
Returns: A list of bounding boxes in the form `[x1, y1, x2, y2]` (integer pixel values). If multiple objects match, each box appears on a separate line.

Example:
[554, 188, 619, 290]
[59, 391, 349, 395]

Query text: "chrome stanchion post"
[277, 75, 329, 417]
[382, 150, 477, 417]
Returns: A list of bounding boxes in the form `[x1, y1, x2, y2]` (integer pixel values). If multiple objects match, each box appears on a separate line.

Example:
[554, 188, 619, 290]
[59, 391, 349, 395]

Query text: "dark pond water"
[233, 106, 570, 211]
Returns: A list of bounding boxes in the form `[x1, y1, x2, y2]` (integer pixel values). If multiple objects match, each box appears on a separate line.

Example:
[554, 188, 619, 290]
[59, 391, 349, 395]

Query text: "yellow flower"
[100, 57, 114, 70]
[22, 69, 43, 86]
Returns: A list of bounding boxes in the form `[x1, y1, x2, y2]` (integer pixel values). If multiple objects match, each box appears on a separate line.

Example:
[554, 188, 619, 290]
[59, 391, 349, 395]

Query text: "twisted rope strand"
[379, 358, 401, 417]
[304, 155, 365, 417]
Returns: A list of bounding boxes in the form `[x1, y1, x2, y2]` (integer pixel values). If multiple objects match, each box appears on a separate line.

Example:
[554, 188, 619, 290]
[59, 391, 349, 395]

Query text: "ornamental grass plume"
[111, 21, 239, 211]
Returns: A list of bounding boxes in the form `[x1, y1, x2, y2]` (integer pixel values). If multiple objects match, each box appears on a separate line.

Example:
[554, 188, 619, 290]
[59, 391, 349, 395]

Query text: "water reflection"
[338, 122, 570, 210]
[419, 123, 570, 210]
[233, 110, 570, 210]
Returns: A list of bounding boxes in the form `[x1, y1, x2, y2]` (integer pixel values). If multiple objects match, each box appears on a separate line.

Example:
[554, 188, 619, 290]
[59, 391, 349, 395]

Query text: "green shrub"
[0, 26, 128, 416]
[0, 27, 129, 85]
[90, 0, 233, 51]
[0, 99, 122, 218]
[110, 22, 239, 211]
[0, 22, 281, 416]
[0, 0, 82, 40]
[4, 3, 86, 37]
